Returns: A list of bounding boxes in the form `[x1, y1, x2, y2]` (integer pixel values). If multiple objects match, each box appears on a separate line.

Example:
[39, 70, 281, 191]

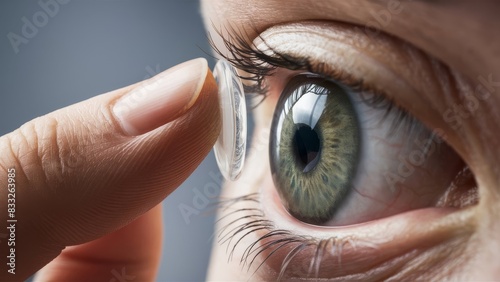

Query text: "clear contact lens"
[213, 59, 247, 181]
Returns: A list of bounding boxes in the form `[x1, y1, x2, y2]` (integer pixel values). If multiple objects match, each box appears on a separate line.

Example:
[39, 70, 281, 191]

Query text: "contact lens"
[213, 59, 247, 181]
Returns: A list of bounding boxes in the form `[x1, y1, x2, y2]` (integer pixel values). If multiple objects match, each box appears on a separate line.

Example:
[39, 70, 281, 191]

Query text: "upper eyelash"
[208, 24, 389, 95]
[208, 24, 309, 96]
[207, 25, 420, 137]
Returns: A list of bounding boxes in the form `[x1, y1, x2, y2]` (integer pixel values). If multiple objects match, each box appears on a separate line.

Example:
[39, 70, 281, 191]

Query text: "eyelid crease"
[254, 21, 478, 167]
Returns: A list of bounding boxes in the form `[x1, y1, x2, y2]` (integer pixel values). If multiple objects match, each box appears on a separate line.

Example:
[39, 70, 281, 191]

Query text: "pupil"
[293, 124, 321, 173]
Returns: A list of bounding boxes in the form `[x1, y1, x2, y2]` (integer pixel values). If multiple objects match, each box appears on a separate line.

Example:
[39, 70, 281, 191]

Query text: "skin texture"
[202, 0, 500, 280]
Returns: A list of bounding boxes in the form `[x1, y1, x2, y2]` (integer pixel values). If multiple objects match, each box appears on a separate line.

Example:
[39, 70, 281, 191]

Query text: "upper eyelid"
[209, 22, 424, 137]
[209, 21, 471, 155]
[240, 21, 465, 133]
[208, 23, 406, 108]
[208, 23, 386, 98]
[208, 25, 306, 95]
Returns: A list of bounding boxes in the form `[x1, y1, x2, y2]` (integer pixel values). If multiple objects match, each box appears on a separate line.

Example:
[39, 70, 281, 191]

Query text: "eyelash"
[217, 193, 382, 280]
[217, 193, 334, 280]
[208, 27, 425, 279]
[208, 26, 420, 136]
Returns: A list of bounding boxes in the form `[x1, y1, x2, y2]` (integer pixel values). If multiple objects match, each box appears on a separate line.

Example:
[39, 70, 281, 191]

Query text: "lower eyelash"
[216, 193, 380, 281]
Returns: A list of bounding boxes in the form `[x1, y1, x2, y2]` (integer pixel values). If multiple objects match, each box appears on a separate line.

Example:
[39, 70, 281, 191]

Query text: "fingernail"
[113, 58, 208, 136]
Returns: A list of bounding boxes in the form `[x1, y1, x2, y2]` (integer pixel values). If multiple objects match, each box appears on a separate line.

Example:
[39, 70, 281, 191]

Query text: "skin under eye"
[211, 21, 479, 280]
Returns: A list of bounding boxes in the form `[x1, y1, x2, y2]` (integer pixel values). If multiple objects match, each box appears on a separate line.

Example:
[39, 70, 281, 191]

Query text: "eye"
[269, 71, 468, 227]
[210, 21, 479, 280]
[270, 74, 360, 225]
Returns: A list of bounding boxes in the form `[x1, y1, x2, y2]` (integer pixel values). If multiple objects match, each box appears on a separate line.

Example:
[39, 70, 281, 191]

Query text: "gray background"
[0, 1, 218, 281]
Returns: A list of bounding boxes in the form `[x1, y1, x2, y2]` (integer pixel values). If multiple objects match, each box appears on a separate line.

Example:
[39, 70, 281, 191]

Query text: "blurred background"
[0, 1, 219, 281]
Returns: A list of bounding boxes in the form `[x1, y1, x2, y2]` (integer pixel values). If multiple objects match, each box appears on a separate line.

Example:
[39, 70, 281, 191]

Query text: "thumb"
[0, 58, 220, 280]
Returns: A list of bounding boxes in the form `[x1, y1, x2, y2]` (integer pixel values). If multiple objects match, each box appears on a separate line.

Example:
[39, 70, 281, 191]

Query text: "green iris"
[269, 75, 360, 225]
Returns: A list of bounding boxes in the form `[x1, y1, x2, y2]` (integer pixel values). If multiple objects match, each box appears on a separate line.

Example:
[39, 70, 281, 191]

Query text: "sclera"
[213, 59, 247, 181]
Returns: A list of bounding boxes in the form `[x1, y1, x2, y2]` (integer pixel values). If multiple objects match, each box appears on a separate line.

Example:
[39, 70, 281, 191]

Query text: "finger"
[34, 204, 163, 282]
[0, 58, 220, 280]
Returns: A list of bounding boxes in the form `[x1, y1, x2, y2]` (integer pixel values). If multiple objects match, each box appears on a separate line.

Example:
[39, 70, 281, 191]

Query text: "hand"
[0, 58, 220, 281]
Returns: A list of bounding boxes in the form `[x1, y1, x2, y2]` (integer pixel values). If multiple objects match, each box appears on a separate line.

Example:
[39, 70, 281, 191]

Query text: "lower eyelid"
[217, 146, 476, 280]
